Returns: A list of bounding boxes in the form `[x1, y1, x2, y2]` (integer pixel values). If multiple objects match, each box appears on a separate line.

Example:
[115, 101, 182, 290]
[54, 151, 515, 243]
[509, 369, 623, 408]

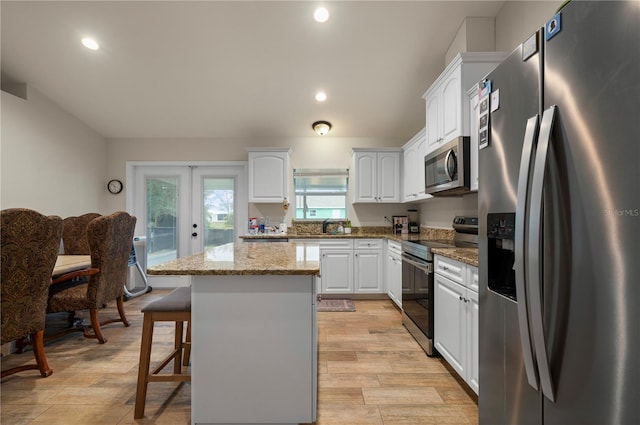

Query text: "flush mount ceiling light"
[312, 121, 332, 136]
[314, 7, 330, 23]
[315, 91, 327, 102]
[81, 37, 99, 50]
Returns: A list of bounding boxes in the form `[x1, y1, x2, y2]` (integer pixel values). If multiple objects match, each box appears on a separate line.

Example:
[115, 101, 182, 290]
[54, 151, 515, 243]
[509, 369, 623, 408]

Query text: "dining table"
[52, 255, 92, 277]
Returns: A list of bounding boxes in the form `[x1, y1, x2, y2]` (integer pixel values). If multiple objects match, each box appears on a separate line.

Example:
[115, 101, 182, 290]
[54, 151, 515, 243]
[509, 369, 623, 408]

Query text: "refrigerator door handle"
[528, 105, 557, 403]
[514, 114, 541, 391]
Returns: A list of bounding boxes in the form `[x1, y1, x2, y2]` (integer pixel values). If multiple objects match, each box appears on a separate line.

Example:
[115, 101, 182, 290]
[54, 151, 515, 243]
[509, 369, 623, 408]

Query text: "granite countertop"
[237, 233, 479, 266]
[239, 233, 422, 241]
[147, 241, 320, 276]
[431, 247, 479, 267]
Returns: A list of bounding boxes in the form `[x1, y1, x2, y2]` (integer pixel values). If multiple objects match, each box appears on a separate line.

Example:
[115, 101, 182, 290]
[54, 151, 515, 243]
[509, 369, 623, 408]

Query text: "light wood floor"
[1, 290, 477, 424]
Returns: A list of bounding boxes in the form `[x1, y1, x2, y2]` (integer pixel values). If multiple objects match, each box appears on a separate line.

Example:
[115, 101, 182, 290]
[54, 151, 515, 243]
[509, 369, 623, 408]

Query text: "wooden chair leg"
[116, 296, 130, 327]
[174, 321, 184, 374]
[31, 330, 53, 377]
[134, 313, 154, 419]
[1, 331, 52, 378]
[84, 308, 107, 343]
[183, 320, 191, 366]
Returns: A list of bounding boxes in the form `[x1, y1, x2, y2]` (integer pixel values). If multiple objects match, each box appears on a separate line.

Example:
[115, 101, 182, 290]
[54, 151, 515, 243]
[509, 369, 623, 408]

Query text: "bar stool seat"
[134, 287, 191, 419]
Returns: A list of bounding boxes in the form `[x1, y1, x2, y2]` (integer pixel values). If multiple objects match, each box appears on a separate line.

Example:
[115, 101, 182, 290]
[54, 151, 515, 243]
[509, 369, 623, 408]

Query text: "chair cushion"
[142, 287, 191, 313]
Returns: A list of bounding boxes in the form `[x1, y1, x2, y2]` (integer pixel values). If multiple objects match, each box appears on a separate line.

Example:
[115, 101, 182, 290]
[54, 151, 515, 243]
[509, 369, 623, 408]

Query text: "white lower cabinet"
[386, 240, 402, 308]
[319, 239, 384, 294]
[434, 255, 479, 395]
[320, 240, 354, 293]
[354, 250, 383, 292]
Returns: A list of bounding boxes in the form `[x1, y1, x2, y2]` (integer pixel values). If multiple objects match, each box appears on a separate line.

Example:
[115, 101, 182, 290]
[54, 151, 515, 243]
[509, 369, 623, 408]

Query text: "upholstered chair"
[1, 208, 62, 378]
[62, 212, 101, 254]
[47, 211, 136, 343]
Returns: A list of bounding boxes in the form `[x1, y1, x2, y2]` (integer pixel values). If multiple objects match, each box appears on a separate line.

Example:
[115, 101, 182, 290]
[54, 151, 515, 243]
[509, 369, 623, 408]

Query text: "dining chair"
[47, 211, 136, 343]
[61, 212, 101, 254]
[1, 208, 62, 378]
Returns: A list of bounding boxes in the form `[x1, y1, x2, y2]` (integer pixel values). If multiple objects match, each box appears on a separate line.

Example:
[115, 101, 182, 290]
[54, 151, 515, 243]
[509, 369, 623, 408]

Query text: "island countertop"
[146, 241, 320, 276]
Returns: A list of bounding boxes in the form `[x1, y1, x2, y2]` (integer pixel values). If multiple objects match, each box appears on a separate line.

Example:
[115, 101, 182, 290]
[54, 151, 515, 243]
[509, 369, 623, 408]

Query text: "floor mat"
[317, 299, 356, 312]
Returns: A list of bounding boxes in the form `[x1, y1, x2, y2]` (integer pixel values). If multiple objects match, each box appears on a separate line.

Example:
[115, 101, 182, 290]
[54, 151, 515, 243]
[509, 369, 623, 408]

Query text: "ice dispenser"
[487, 213, 517, 300]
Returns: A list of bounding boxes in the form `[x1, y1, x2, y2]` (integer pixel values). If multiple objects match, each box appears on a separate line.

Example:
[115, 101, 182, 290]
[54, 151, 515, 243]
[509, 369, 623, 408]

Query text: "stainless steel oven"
[401, 216, 478, 357]
[401, 246, 435, 356]
[424, 136, 471, 196]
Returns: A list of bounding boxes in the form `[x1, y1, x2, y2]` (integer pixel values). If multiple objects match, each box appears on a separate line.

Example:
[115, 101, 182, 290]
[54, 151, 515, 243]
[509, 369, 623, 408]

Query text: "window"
[294, 169, 348, 220]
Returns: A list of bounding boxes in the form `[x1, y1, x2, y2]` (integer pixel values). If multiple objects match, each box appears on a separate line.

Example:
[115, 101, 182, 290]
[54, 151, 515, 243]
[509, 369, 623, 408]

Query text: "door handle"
[515, 114, 541, 391]
[192, 232, 198, 237]
[444, 150, 456, 181]
[528, 105, 557, 403]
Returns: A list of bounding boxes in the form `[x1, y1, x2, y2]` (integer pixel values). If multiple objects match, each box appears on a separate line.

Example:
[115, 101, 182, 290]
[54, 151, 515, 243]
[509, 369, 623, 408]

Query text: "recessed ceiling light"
[81, 37, 99, 50]
[315, 91, 327, 102]
[314, 7, 330, 23]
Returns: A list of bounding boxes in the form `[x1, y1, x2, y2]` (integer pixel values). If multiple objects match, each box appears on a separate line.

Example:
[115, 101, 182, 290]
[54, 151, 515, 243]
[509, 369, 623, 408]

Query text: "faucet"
[322, 219, 333, 234]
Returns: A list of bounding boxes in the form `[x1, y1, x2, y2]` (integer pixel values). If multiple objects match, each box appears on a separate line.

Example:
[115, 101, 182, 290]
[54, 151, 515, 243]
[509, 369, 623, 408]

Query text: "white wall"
[1, 87, 107, 217]
[106, 136, 410, 227]
[496, 1, 563, 53]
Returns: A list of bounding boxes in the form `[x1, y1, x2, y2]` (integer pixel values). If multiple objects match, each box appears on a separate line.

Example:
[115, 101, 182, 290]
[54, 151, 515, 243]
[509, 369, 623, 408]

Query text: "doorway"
[128, 162, 247, 285]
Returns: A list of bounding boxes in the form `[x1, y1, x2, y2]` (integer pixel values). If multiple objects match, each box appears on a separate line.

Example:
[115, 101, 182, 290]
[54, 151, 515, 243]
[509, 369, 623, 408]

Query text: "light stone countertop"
[147, 241, 320, 276]
[431, 247, 479, 267]
[238, 232, 479, 266]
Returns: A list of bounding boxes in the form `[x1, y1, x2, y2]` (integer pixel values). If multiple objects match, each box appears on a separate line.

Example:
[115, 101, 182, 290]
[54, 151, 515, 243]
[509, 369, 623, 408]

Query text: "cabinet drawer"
[434, 256, 465, 285]
[319, 239, 353, 250]
[387, 240, 401, 256]
[467, 265, 479, 293]
[354, 239, 383, 250]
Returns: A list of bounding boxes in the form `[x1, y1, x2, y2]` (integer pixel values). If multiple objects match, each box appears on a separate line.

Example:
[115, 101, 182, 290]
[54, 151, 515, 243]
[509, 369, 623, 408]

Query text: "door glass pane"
[146, 177, 178, 267]
[202, 178, 235, 249]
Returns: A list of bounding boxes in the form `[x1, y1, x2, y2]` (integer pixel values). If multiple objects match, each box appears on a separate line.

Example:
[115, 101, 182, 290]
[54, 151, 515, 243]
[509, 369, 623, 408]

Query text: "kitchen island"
[147, 241, 320, 425]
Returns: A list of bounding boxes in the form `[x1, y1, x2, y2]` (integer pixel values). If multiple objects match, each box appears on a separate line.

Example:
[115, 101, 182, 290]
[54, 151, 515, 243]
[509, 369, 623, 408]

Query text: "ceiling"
[1, 1, 506, 140]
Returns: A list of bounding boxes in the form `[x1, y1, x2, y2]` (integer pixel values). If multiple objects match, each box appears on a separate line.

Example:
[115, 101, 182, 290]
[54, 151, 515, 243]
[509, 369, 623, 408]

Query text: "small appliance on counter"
[408, 209, 420, 233]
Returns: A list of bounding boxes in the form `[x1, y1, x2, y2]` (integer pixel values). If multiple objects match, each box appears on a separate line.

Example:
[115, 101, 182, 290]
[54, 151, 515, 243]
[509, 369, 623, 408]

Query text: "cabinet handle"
[443, 266, 449, 271]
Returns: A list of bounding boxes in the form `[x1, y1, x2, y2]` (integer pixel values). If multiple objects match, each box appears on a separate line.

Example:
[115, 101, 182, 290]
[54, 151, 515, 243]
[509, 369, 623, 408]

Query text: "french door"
[129, 162, 247, 283]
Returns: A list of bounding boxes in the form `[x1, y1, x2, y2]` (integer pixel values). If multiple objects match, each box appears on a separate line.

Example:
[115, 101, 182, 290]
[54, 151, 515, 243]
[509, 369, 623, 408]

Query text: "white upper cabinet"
[423, 52, 508, 153]
[402, 128, 431, 202]
[351, 149, 401, 203]
[467, 85, 480, 192]
[248, 148, 291, 203]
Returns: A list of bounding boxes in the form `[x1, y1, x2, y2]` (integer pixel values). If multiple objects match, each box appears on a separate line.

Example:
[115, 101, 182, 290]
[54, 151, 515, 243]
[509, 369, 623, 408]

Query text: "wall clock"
[107, 179, 123, 194]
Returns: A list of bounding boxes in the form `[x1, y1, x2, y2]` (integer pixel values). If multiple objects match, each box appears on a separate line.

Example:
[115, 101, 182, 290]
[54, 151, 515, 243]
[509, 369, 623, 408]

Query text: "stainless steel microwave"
[424, 136, 470, 196]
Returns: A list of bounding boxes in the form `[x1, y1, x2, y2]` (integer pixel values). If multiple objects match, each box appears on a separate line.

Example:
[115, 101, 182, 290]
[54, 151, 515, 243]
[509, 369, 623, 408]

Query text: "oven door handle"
[401, 254, 433, 273]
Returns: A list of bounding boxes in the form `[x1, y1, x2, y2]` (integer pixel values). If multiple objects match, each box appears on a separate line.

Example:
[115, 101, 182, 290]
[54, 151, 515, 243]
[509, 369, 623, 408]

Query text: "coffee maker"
[408, 209, 420, 234]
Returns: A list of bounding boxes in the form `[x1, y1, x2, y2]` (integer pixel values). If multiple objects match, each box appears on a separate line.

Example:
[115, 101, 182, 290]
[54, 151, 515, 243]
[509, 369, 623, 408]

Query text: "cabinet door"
[468, 90, 480, 192]
[466, 288, 479, 395]
[354, 250, 383, 293]
[415, 136, 427, 197]
[467, 265, 479, 293]
[320, 250, 353, 293]
[441, 66, 462, 143]
[377, 152, 400, 203]
[386, 254, 402, 307]
[392, 255, 402, 307]
[386, 253, 396, 302]
[426, 92, 441, 147]
[434, 273, 465, 376]
[248, 151, 289, 203]
[403, 144, 417, 201]
[352, 152, 377, 203]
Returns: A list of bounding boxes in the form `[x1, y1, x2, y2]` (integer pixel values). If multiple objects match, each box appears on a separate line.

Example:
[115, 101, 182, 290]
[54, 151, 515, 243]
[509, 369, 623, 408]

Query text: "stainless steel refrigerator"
[478, 1, 639, 424]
